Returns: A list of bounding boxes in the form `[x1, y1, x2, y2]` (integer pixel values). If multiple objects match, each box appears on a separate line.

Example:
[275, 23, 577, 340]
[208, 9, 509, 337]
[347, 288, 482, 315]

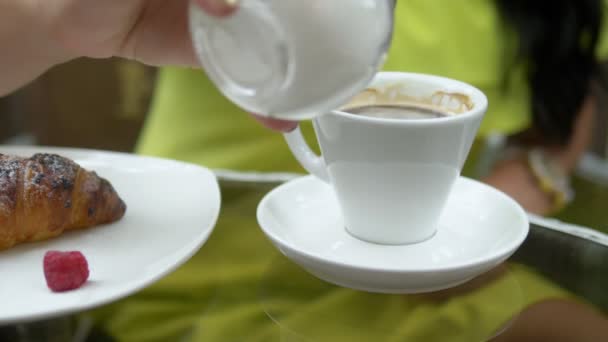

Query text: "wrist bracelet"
[526, 148, 574, 213]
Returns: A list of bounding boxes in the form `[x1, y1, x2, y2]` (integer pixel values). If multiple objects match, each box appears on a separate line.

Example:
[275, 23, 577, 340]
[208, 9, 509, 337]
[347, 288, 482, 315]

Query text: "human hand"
[53, 0, 296, 131]
[5, 0, 298, 131]
[42, 0, 297, 132]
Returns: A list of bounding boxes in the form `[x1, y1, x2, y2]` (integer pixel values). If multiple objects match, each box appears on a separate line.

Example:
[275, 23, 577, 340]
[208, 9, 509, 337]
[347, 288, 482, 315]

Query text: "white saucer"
[257, 175, 528, 294]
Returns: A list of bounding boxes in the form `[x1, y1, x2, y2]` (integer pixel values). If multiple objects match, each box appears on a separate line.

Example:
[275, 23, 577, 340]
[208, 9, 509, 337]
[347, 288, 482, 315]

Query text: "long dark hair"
[495, 0, 604, 145]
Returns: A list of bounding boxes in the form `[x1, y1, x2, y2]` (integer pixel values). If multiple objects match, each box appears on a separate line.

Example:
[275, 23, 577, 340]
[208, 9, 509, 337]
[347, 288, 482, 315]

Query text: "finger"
[251, 114, 299, 132]
[193, 0, 239, 17]
[118, 1, 200, 67]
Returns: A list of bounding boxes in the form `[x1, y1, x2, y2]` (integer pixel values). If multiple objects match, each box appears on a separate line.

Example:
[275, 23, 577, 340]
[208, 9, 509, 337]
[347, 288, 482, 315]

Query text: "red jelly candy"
[43, 251, 89, 292]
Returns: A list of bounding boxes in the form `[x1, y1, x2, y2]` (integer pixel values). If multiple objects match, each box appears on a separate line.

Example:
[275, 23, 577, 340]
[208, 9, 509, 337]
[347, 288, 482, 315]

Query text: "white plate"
[0, 146, 220, 325]
[257, 175, 528, 294]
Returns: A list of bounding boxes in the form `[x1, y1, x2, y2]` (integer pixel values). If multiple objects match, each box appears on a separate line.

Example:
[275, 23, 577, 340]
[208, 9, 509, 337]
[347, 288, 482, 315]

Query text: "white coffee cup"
[284, 72, 488, 245]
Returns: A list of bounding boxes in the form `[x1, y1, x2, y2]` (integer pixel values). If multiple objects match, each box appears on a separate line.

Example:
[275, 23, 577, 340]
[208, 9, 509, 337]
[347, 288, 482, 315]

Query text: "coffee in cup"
[284, 72, 487, 245]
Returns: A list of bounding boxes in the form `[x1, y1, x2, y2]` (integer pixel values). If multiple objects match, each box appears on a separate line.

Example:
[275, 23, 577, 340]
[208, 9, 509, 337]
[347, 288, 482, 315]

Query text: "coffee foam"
[341, 84, 474, 115]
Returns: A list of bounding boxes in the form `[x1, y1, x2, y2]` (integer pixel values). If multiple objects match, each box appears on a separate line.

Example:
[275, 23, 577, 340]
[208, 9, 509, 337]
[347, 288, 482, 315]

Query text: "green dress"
[90, 1, 608, 340]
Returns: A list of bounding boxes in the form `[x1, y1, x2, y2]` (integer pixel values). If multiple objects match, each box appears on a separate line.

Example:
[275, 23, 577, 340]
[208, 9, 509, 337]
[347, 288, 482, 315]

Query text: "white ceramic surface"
[285, 72, 488, 244]
[0, 146, 220, 325]
[189, 0, 393, 120]
[257, 175, 528, 294]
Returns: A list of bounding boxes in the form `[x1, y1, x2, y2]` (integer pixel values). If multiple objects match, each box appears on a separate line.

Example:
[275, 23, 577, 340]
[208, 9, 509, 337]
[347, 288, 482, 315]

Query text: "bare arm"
[483, 95, 597, 215]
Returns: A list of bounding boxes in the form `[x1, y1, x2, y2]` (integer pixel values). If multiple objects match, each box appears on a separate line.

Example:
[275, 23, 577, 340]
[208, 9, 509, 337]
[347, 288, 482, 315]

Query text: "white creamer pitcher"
[189, 0, 395, 120]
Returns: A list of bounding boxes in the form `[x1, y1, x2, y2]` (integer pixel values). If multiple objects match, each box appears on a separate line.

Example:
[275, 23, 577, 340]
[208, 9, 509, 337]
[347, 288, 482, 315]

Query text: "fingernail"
[196, 0, 239, 17]
[251, 114, 299, 132]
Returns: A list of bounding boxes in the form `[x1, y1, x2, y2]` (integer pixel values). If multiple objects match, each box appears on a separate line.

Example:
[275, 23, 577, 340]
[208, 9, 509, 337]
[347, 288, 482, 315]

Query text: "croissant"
[0, 153, 126, 251]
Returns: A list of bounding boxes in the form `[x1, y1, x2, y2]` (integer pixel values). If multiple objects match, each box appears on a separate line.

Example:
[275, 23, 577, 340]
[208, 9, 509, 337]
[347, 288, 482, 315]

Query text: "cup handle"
[284, 126, 330, 183]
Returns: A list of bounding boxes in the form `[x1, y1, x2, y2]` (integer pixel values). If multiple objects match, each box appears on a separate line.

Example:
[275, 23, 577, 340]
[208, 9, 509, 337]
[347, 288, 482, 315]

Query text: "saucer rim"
[257, 175, 529, 274]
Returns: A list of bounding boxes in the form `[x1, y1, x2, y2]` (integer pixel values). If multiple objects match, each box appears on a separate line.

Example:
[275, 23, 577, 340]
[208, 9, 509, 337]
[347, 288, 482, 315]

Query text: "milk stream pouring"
[189, 0, 395, 120]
